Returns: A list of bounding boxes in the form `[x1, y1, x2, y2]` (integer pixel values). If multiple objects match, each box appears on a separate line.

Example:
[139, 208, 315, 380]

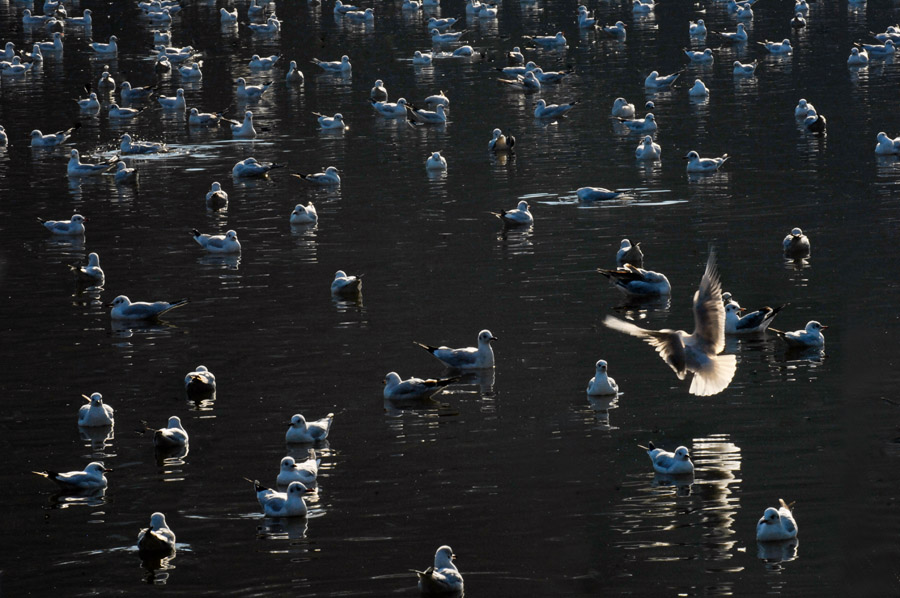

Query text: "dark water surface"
[1, 0, 899, 595]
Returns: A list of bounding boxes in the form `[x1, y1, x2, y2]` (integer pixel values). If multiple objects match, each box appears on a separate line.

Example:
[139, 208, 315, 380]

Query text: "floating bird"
[712, 23, 748, 43]
[424, 91, 449, 107]
[90, 35, 119, 55]
[493, 200, 533, 225]
[277, 450, 320, 486]
[604, 251, 736, 396]
[153, 416, 188, 448]
[285, 412, 334, 443]
[251, 480, 313, 517]
[190, 229, 242, 253]
[616, 239, 643, 267]
[37, 32, 64, 53]
[370, 97, 408, 117]
[70, 252, 105, 285]
[33, 462, 109, 490]
[413, 50, 433, 65]
[331, 270, 362, 295]
[334, 0, 360, 13]
[120, 81, 156, 101]
[67, 149, 117, 176]
[0, 125, 6, 146]
[619, 113, 657, 132]
[757, 500, 798, 541]
[120, 133, 164, 154]
[429, 17, 459, 32]
[794, 0, 809, 13]
[414, 546, 464, 596]
[315, 112, 346, 130]
[689, 79, 709, 97]
[370, 79, 388, 100]
[524, 32, 566, 48]
[758, 39, 792, 54]
[601, 21, 627, 37]
[312, 55, 352, 72]
[685, 150, 728, 173]
[346, 8, 375, 21]
[189, 108, 222, 126]
[220, 7, 238, 22]
[782, 227, 810, 257]
[406, 103, 447, 124]
[803, 109, 826, 135]
[577, 6, 597, 29]
[30, 124, 79, 147]
[530, 66, 572, 84]
[644, 70, 681, 88]
[689, 19, 707, 37]
[109, 103, 142, 119]
[489, 128, 515, 152]
[205, 182, 228, 208]
[733, 60, 758, 76]
[226, 111, 256, 138]
[286, 61, 304, 83]
[185, 365, 216, 393]
[587, 360, 618, 395]
[415, 329, 497, 370]
[293, 166, 341, 185]
[498, 71, 541, 92]
[724, 303, 784, 334]
[431, 29, 467, 43]
[232, 157, 283, 177]
[635, 135, 661, 160]
[684, 48, 714, 64]
[855, 40, 896, 57]
[290, 202, 318, 224]
[770, 321, 826, 348]
[248, 16, 281, 34]
[107, 295, 188, 320]
[848, 47, 869, 65]
[598, 263, 670, 296]
[794, 99, 815, 118]
[179, 62, 203, 80]
[383, 372, 458, 401]
[137, 513, 176, 554]
[78, 392, 114, 426]
[639, 442, 694, 474]
[576, 187, 622, 201]
[507, 46, 525, 64]
[38, 213, 86, 235]
[249, 54, 280, 69]
[235, 78, 272, 101]
[611, 97, 635, 118]
[875, 132, 900, 155]
[534, 99, 578, 119]
[426, 151, 447, 171]
[97, 69, 117, 92]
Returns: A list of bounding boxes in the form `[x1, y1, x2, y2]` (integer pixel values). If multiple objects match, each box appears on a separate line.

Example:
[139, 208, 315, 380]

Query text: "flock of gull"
[5, 0, 891, 590]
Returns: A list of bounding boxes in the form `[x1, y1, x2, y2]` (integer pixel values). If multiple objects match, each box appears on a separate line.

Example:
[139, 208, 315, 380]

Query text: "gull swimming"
[426, 151, 447, 171]
[712, 23, 748, 43]
[293, 166, 341, 185]
[415, 329, 497, 370]
[315, 112, 346, 130]
[782, 227, 810, 257]
[413, 50, 433, 65]
[619, 113, 657, 132]
[803, 109, 826, 135]
[290, 202, 318, 224]
[120, 133, 164, 154]
[312, 55, 352, 72]
[370, 79, 388, 100]
[431, 29, 467, 43]
[757, 500, 798, 541]
[249, 54, 280, 69]
[90, 35, 118, 55]
[30, 124, 78, 147]
[724, 302, 784, 334]
[205, 182, 228, 208]
[226, 111, 256, 138]
[406, 103, 447, 124]
[232, 157, 284, 177]
[685, 150, 728, 173]
[120, 81, 156, 101]
[37, 32, 64, 53]
[689, 19, 707, 37]
[856, 40, 896, 57]
[331, 270, 362, 294]
[286, 412, 334, 443]
[68, 149, 117, 176]
[639, 442, 694, 474]
[154, 416, 189, 448]
[758, 39, 792, 54]
[644, 70, 681, 88]
[616, 239, 643, 266]
[189, 108, 222, 126]
[524, 32, 566, 48]
[286, 61, 304, 83]
[534, 98, 579, 119]
[489, 128, 515, 151]
[346, 8, 375, 21]
[530, 66, 572, 84]
[611, 98, 635, 118]
[429, 17, 458, 32]
[598, 264, 670, 296]
[137, 513, 176, 554]
[875, 132, 900, 155]
[635, 135, 661, 160]
[39, 213, 86, 235]
[191, 229, 242, 253]
[277, 450, 320, 486]
[794, 99, 815, 118]
[108, 295, 188, 320]
[415, 546, 464, 596]
[179, 62, 203, 80]
[370, 97, 408, 117]
[577, 187, 622, 201]
[587, 360, 618, 395]
[424, 91, 449, 107]
[383, 372, 458, 400]
[601, 21, 627, 37]
[235, 78, 272, 101]
[603, 251, 736, 396]
[493, 200, 533, 225]
[334, 0, 360, 13]
[733, 60, 758, 76]
[248, 16, 281, 34]
[220, 6, 238, 22]
[78, 392, 114, 426]
[684, 48, 714, 64]
[848, 47, 869, 65]
[70, 252, 105, 285]
[185, 365, 216, 393]
[689, 80, 709, 97]
[252, 480, 313, 517]
[770, 321, 826, 348]
[109, 103, 142, 119]
[33, 462, 109, 490]
[97, 69, 116, 92]
[498, 71, 541, 92]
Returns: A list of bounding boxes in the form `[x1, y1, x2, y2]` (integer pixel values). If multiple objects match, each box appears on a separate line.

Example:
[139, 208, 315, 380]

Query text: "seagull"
[120, 133, 164, 154]
[312, 55, 352, 72]
[803, 109, 826, 135]
[331, 270, 362, 295]
[733, 60, 758, 76]
[1, 57, 33, 75]
[190, 229, 242, 253]
[286, 61, 304, 83]
[794, 99, 815, 118]
[178, 62, 203, 80]
[724, 302, 784, 334]
[0, 125, 6, 146]
[644, 70, 681, 88]
[30, 124, 79, 147]
[734, 4, 753, 19]
[619, 113, 657, 132]
[248, 16, 281, 34]
[498, 71, 541, 92]
[109, 103, 143, 119]
[848, 47, 869, 65]
[37, 32, 64, 53]
[684, 48, 714, 63]
[97, 69, 117, 92]
[794, 0, 809, 13]
[67, 149, 117, 176]
[611, 98, 635, 118]
[524, 32, 566, 48]
[22, 9, 51, 25]
[782, 227, 810, 257]
[370, 97, 408, 117]
[757, 500, 798, 541]
[232, 157, 284, 177]
[856, 40, 896, 57]
[603, 251, 736, 396]
[769, 321, 826, 348]
[107, 295, 188, 320]
[70, 252, 105, 285]
[383, 372, 458, 401]
[616, 239, 643, 267]
[370, 79, 388, 100]
[534, 99, 579, 119]
[33, 462, 109, 490]
[431, 29, 467, 43]
[758, 39, 792, 54]
[290, 202, 318, 224]
[277, 450, 320, 486]
[90, 35, 118, 55]
[426, 151, 447, 171]
[685, 150, 728, 173]
[78, 392, 114, 426]
[587, 360, 618, 395]
[155, 56, 172, 73]
[601, 21, 627, 37]
[235, 78, 272, 101]
[220, 6, 238, 22]
[875, 132, 900, 155]
[315, 112, 346, 130]
[292, 166, 341, 185]
[226, 111, 256, 138]
[639, 442, 694, 474]
[506, 46, 525, 64]
[689, 80, 709, 97]
[577, 6, 597, 28]
[577, 187, 622, 201]
[120, 81, 157, 101]
[285, 412, 334, 443]
[249, 54, 280, 69]
[530, 66, 573, 84]
[414, 546, 464, 596]
[205, 182, 228, 208]
[712, 23, 748, 43]
[346, 7, 375, 21]
[489, 128, 515, 152]
[38, 213, 86, 235]
[415, 329, 497, 370]
[189, 108, 222, 126]
[428, 17, 458, 32]
[153, 416, 189, 448]
[689, 19, 707, 37]
[137, 513, 176, 554]
[632, 0, 654, 13]
[406, 103, 447, 124]
[497, 61, 537, 77]
[185, 365, 216, 393]
[424, 91, 449, 107]
[598, 263, 670, 296]
[493, 200, 533, 225]
[334, 0, 360, 13]
[635, 135, 661, 160]
[251, 480, 313, 517]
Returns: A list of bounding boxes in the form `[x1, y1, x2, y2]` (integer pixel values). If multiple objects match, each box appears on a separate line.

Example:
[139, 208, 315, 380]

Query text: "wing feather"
[603, 316, 687, 378]
[691, 251, 726, 353]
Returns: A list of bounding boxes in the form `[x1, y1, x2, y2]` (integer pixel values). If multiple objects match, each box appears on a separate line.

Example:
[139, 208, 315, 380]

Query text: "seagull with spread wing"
[603, 250, 736, 396]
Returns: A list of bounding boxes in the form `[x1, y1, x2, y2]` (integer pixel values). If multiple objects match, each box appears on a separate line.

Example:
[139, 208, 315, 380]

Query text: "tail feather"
[414, 341, 438, 354]
[689, 354, 736, 396]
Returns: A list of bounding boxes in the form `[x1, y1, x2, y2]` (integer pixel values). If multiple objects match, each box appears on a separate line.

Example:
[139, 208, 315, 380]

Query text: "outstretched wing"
[691, 251, 725, 354]
[603, 316, 687, 379]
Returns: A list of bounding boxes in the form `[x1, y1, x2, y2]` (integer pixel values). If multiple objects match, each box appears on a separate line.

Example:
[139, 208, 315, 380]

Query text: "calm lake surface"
[1, 0, 899, 595]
